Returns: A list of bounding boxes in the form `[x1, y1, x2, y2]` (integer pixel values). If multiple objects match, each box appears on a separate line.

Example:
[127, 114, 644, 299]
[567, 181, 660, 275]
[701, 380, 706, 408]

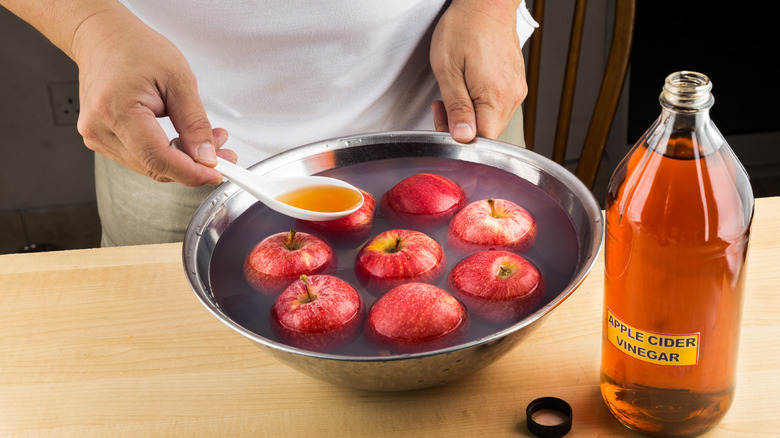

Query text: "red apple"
[381, 173, 468, 229]
[296, 188, 377, 245]
[447, 198, 537, 254]
[364, 283, 470, 355]
[447, 250, 545, 323]
[270, 275, 365, 352]
[354, 229, 446, 296]
[243, 230, 337, 296]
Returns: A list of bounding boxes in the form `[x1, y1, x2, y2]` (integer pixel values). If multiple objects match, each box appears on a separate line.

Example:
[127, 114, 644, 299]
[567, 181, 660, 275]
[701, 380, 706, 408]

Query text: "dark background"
[628, 2, 779, 139]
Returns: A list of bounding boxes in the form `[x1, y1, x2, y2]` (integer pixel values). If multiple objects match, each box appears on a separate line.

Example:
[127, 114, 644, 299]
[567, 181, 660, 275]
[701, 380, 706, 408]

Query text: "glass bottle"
[600, 71, 754, 437]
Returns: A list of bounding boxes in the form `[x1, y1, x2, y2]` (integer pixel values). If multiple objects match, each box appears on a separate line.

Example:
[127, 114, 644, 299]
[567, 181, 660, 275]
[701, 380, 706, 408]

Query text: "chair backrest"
[523, 0, 636, 190]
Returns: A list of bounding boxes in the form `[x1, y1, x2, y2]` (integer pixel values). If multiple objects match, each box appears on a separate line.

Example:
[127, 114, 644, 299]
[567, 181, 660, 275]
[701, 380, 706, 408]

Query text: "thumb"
[166, 83, 217, 167]
[437, 72, 477, 143]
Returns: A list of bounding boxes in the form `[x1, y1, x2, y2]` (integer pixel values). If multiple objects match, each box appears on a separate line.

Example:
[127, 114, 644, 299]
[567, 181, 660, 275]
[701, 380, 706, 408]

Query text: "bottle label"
[607, 308, 700, 366]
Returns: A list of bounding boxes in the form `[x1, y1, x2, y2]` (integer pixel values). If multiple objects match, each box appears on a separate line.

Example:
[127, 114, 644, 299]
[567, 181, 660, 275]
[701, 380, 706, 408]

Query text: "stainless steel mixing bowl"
[183, 131, 603, 391]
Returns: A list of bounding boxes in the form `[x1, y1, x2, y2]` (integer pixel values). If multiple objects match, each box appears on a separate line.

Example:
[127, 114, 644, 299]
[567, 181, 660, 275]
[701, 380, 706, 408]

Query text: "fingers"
[470, 78, 523, 140]
[432, 100, 449, 132]
[433, 58, 525, 143]
[212, 128, 238, 164]
[129, 110, 224, 186]
[435, 71, 478, 143]
[165, 75, 218, 168]
[79, 97, 225, 187]
[171, 128, 237, 167]
[212, 127, 229, 149]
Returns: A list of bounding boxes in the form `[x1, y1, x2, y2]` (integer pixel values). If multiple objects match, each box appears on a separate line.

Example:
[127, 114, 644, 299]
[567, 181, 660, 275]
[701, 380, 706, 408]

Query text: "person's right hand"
[71, 6, 234, 186]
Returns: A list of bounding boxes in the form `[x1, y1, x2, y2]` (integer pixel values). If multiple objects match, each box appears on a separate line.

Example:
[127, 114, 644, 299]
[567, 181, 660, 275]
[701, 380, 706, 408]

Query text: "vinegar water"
[209, 156, 581, 357]
[276, 185, 363, 213]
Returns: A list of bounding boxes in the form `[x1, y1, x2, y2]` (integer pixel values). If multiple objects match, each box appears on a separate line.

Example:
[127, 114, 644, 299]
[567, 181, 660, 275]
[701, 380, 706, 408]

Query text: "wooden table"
[2, 198, 779, 437]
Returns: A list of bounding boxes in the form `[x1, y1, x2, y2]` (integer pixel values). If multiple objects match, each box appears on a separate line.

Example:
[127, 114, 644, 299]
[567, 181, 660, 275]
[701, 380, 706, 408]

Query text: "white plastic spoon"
[214, 157, 363, 221]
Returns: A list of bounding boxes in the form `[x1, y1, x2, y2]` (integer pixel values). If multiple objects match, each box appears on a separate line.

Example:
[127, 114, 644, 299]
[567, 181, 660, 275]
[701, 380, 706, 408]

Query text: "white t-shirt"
[118, 1, 537, 167]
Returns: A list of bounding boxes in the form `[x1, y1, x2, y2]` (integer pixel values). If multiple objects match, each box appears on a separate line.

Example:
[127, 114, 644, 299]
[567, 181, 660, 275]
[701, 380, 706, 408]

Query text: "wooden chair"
[522, 0, 636, 190]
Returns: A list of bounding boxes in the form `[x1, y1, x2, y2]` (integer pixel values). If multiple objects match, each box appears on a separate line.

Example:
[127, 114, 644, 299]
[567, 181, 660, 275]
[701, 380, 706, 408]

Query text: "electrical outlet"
[48, 82, 80, 126]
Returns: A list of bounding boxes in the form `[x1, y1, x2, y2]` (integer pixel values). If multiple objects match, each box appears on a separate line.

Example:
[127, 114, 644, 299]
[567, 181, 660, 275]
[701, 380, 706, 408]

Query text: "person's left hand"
[430, 0, 527, 143]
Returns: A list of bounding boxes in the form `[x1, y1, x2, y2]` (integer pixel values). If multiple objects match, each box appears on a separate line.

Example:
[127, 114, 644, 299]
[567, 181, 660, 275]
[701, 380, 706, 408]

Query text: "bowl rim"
[183, 130, 604, 362]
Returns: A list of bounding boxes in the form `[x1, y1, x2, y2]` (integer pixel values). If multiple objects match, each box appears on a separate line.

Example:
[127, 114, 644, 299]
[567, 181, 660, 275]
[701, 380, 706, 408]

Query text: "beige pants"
[94, 113, 525, 247]
[94, 153, 216, 247]
[498, 107, 526, 149]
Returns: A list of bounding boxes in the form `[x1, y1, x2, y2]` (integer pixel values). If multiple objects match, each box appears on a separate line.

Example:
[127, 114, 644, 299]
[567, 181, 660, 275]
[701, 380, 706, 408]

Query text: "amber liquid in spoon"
[276, 185, 362, 213]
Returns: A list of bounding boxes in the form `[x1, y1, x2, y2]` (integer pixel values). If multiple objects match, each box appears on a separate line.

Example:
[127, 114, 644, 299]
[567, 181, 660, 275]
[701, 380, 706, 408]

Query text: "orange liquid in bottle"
[600, 137, 752, 436]
[276, 185, 362, 213]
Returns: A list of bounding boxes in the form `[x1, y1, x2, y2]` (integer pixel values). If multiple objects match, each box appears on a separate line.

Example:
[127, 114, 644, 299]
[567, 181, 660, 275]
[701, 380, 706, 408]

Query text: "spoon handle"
[214, 157, 252, 181]
[214, 158, 274, 201]
[213, 157, 363, 221]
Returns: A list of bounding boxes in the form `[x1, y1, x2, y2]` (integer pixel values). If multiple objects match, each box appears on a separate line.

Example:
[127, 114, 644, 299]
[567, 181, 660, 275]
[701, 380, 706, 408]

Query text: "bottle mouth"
[660, 71, 714, 110]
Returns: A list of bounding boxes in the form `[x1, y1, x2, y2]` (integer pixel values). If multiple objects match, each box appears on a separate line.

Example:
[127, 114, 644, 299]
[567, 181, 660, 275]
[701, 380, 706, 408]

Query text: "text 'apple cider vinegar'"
[600, 71, 753, 437]
[276, 185, 363, 213]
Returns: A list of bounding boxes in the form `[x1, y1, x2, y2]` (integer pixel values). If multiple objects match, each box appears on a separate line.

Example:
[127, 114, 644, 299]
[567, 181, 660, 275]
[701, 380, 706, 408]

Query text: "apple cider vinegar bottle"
[600, 71, 753, 436]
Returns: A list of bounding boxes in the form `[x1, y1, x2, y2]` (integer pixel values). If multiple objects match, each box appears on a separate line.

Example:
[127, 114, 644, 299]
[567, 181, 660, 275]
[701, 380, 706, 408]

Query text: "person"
[1, 0, 537, 246]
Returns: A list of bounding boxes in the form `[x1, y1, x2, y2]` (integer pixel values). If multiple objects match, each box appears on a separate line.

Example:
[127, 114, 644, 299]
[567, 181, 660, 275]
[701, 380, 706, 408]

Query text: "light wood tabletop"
[1, 197, 779, 437]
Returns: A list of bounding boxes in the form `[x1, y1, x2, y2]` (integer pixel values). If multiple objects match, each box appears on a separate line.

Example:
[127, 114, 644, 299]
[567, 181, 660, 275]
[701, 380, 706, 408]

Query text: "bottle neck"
[648, 72, 719, 159]
[659, 104, 712, 132]
[649, 106, 717, 160]
[659, 71, 714, 111]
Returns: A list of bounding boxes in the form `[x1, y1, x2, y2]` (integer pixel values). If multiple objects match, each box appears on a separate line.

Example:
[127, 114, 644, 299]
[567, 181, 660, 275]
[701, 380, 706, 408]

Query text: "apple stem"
[498, 266, 513, 279]
[286, 230, 298, 250]
[392, 236, 403, 253]
[487, 198, 497, 217]
[300, 274, 316, 303]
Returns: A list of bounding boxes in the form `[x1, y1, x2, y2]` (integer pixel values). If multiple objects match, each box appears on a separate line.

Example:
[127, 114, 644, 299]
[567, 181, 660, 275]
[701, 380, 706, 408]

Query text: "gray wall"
[0, 7, 90, 210]
[0, 7, 98, 253]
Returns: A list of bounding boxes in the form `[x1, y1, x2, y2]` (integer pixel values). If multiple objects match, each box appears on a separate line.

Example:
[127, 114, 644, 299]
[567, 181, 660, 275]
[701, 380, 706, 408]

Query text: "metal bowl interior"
[183, 131, 604, 391]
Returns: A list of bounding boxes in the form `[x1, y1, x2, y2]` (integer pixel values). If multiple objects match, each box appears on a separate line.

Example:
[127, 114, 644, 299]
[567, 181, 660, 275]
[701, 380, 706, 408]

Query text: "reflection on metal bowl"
[183, 131, 603, 391]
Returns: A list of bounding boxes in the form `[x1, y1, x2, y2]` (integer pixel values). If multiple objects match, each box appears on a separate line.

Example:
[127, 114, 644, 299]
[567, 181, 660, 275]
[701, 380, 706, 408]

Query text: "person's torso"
[119, 0, 447, 164]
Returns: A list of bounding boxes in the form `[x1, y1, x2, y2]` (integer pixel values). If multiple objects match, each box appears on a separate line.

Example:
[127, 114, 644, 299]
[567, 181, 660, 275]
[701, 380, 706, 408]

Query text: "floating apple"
[447, 198, 537, 254]
[381, 173, 468, 229]
[270, 275, 365, 352]
[243, 230, 337, 296]
[447, 250, 545, 323]
[296, 188, 377, 245]
[354, 229, 446, 296]
[364, 283, 469, 355]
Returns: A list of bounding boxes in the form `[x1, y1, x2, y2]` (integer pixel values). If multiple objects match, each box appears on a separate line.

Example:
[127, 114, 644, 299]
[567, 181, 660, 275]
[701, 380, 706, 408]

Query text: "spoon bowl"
[214, 158, 363, 221]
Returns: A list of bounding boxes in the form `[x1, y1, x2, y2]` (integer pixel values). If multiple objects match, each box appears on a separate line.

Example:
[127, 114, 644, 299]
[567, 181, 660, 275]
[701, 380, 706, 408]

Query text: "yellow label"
[606, 308, 699, 366]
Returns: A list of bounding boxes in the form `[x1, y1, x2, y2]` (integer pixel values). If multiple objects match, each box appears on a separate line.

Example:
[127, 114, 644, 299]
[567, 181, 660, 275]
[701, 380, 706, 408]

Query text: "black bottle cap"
[526, 397, 572, 437]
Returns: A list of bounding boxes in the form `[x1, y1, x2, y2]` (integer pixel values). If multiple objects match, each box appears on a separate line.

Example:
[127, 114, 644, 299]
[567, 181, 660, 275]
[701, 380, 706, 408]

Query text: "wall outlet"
[48, 82, 80, 126]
